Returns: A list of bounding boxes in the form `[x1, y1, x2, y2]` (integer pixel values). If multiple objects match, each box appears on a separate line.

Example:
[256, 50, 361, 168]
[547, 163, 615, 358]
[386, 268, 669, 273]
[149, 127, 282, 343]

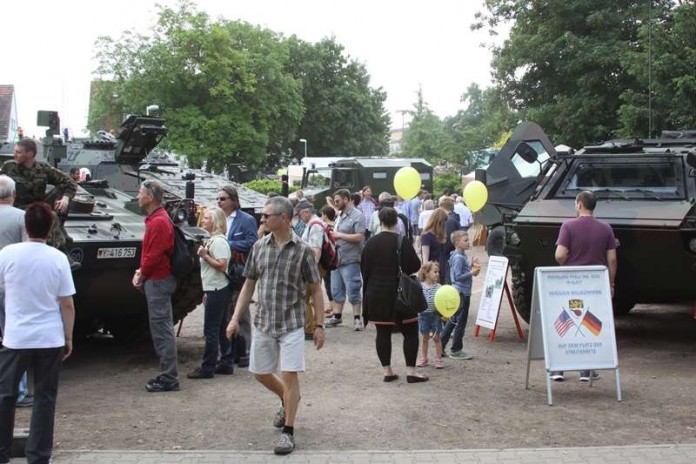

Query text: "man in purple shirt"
[552, 190, 617, 382]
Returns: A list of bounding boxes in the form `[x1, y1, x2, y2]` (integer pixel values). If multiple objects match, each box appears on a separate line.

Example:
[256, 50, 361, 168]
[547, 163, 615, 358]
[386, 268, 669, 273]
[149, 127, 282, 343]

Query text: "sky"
[2, 0, 504, 138]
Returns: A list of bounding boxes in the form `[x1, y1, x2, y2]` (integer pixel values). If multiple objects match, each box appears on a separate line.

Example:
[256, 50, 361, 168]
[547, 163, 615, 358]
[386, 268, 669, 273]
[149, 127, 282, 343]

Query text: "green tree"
[618, 2, 696, 136]
[445, 84, 518, 172]
[474, 1, 639, 146]
[91, 1, 303, 171]
[402, 88, 453, 164]
[284, 37, 390, 159]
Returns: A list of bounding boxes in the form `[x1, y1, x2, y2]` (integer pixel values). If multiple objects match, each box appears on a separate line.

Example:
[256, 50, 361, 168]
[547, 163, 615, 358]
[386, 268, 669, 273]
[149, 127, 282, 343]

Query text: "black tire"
[510, 259, 531, 323]
[612, 297, 635, 317]
[486, 226, 505, 257]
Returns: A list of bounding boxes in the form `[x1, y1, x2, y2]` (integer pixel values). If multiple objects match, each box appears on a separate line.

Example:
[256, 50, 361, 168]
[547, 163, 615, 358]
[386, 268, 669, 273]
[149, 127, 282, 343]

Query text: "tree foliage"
[474, 0, 695, 146]
[90, 1, 389, 171]
[284, 37, 391, 158]
[401, 88, 453, 163]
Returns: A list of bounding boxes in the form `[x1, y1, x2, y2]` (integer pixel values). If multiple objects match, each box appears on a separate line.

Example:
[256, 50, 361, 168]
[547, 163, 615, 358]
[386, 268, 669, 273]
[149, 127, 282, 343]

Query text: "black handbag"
[394, 235, 427, 319]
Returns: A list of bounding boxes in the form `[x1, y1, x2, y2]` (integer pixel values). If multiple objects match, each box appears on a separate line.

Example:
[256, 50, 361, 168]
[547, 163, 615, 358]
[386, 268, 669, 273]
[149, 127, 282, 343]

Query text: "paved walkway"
[9, 444, 696, 463]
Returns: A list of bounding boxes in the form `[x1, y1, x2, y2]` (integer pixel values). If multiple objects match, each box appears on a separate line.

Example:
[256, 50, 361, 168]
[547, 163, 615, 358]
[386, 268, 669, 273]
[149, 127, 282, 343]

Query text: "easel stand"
[474, 282, 525, 342]
[524, 266, 623, 406]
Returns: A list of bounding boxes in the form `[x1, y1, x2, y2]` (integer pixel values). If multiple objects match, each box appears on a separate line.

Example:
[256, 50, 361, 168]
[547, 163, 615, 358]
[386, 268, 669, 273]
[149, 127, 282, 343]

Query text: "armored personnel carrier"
[477, 122, 696, 322]
[16, 114, 207, 338]
[61, 119, 267, 220]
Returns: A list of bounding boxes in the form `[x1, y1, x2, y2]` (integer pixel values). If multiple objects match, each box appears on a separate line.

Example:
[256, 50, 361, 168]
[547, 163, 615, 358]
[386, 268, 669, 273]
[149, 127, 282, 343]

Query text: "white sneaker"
[353, 318, 364, 331]
[325, 315, 342, 327]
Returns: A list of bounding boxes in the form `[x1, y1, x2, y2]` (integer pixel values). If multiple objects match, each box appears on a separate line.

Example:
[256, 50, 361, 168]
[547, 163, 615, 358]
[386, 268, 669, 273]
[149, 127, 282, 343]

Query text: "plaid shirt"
[243, 231, 321, 335]
[358, 198, 377, 227]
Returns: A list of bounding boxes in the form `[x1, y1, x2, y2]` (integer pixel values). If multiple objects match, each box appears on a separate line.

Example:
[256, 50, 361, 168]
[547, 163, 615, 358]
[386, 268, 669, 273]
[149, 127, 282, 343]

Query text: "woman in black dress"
[361, 207, 427, 383]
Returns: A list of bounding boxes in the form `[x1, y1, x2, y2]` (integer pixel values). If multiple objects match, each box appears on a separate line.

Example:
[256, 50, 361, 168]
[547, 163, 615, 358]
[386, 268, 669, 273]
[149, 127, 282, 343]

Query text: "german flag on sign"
[581, 310, 602, 336]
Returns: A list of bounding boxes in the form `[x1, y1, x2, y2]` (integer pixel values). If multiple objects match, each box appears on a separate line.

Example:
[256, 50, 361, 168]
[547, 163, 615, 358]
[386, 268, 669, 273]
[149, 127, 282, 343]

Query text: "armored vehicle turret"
[477, 122, 696, 322]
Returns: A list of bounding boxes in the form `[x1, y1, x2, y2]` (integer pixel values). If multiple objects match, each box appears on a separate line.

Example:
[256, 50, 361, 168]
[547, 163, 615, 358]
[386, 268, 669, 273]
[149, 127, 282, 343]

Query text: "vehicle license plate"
[97, 247, 136, 259]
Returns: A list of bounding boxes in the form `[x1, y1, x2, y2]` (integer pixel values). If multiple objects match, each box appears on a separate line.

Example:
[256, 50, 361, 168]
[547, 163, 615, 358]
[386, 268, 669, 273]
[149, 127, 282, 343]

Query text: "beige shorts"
[249, 327, 305, 374]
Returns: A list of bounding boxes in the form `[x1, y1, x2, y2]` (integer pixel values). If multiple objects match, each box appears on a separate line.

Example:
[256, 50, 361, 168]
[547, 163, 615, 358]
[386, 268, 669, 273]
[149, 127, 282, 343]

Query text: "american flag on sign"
[554, 309, 575, 337]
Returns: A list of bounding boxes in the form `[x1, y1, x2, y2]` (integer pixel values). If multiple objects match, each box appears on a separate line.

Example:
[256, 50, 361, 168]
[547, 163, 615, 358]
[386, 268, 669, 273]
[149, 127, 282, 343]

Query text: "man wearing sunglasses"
[217, 186, 258, 368]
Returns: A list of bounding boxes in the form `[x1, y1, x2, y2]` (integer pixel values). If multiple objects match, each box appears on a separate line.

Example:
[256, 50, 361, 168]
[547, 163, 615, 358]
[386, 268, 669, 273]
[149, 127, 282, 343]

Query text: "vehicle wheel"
[510, 259, 531, 323]
[486, 226, 505, 257]
[171, 269, 204, 324]
[612, 297, 635, 317]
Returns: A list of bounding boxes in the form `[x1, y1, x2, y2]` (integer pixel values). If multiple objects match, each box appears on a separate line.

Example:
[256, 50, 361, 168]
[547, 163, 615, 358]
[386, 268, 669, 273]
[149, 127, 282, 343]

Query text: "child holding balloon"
[416, 262, 444, 369]
[441, 230, 480, 360]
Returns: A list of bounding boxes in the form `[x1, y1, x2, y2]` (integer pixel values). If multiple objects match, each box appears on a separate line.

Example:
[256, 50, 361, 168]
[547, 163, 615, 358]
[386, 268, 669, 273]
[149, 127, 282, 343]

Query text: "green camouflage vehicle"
[477, 122, 696, 322]
[297, 157, 433, 209]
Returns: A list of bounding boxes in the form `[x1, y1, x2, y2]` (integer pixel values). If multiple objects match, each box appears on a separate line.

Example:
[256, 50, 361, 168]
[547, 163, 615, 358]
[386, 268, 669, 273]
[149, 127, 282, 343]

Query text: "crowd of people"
[0, 134, 621, 460]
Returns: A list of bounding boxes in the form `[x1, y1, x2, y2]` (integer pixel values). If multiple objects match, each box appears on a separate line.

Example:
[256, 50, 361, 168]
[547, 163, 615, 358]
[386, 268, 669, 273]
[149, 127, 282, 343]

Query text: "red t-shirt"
[556, 216, 616, 266]
[140, 207, 174, 280]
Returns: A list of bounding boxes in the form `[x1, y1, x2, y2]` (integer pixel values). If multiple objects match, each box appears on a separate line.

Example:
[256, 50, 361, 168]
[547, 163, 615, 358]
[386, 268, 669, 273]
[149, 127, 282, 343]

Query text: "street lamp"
[299, 138, 307, 158]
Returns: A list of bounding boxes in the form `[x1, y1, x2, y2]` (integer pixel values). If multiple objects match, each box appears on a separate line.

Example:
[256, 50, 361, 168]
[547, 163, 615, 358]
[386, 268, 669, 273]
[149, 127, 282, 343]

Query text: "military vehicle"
[476, 122, 696, 323]
[60, 118, 267, 220]
[7, 112, 208, 339]
[297, 157, 433, 209]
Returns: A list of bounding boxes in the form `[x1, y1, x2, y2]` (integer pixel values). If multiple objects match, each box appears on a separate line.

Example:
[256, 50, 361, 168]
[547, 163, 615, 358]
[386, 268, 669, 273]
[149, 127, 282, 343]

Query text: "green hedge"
[433, 172, 462, 197]
[243, 178, 282, 195]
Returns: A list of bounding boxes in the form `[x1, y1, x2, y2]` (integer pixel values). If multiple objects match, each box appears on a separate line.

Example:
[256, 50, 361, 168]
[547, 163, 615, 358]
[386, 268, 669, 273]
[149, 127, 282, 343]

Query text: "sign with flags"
[525, 266, 621, 405]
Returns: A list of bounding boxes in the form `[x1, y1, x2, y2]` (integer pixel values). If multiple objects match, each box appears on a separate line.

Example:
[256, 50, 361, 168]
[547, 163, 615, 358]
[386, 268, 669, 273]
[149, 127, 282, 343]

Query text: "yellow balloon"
[434, 285, 461, 318]
[463, 180, 489, 213]
[393, 166, 421, 200]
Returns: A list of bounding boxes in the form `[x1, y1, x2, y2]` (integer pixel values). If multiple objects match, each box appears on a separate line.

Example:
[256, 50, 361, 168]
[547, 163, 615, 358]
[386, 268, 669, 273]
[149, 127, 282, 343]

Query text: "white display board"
[475, 256, 509, 330]
[525, 266, 621, 405]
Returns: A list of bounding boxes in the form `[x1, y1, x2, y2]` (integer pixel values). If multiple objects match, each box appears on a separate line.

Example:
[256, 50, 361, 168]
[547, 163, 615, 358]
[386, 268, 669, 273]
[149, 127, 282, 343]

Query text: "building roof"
[0, 85, 14, 140]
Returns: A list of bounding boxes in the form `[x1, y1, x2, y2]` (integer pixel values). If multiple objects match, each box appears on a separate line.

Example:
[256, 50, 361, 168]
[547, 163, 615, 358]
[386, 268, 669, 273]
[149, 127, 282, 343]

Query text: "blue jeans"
[202, 285, 233, 374]
[144, 276, 178, 382]
[440, 294, 471, 353]
[330, 262, 362, 304]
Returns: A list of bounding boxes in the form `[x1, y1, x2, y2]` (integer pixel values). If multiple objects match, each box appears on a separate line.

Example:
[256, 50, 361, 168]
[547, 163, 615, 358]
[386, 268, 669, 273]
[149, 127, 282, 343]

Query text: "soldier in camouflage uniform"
[0, 139, 79, 267]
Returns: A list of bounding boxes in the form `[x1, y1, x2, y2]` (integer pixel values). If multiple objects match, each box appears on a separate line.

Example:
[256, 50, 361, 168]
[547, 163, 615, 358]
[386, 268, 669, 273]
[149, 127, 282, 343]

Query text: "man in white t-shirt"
[0, 202, 75, 464]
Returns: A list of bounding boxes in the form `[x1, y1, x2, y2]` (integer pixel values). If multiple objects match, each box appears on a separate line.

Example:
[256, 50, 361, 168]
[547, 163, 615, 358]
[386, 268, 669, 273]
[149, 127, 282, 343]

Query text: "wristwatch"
[316, 324, 324, 329]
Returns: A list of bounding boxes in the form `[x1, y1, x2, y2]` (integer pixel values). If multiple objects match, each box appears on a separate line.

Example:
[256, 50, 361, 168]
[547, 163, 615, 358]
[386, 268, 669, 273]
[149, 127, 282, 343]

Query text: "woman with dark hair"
[420, 208, 449, 284]
[361, 207, 427, 383]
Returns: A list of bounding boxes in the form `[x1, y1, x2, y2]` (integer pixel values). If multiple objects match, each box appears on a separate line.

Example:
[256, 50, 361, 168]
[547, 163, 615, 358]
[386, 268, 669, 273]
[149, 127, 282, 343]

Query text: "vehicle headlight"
[509, 232, 521, 246]
[689, 238, 696, 253]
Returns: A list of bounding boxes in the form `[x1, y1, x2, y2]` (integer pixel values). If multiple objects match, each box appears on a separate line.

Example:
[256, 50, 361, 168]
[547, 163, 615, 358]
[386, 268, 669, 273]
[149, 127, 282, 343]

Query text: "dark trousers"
[441, 294, 471, 353]
[144, 276, 178, 382]
[0, 347, 63, 464]
[227, 287, 250, 362]
[375, 322, 419, 367]
[201, 285, 234, 373]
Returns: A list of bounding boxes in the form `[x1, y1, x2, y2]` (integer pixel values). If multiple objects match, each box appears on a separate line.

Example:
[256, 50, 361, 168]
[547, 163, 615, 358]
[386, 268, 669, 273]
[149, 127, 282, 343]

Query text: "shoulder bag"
[394, 234, 427, 319]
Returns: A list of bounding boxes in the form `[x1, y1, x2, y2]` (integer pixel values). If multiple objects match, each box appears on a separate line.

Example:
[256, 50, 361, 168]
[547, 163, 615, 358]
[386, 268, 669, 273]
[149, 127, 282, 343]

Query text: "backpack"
[169, 221, 195, 279]
[307, 219, 340, 271]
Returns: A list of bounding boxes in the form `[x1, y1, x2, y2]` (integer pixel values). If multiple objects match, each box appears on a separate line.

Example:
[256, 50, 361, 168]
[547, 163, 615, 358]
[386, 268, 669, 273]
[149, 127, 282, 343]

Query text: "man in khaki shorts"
[227, 196, 325, 455]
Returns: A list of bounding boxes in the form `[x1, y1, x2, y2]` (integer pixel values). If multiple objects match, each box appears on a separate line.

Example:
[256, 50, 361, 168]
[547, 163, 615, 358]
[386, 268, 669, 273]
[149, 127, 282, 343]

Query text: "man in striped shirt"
[227, 196, 325, 455]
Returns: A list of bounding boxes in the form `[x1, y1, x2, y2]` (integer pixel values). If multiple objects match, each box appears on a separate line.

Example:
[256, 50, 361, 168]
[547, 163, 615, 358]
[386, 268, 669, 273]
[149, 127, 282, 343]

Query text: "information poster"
[475, 256, 509, 330]
[537, 266, 618, 371]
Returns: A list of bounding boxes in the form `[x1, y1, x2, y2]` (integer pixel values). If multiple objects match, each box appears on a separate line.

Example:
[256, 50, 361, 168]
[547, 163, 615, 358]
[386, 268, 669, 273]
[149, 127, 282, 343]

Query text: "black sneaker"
[187, 368, 213, 379]
[16, 394, 34, 408]
[214, 365, 234, 375]
[145, 376, 180, 392]
[237, 356, 249, 368]
[579, 370, 600, 382]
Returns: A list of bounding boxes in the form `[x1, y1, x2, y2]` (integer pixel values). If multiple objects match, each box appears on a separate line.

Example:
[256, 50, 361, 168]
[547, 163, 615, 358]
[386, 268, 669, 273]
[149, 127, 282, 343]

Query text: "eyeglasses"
[141, 180, 155, 196]
[216, 196, 230, 202]
[261, 213, 281, 219]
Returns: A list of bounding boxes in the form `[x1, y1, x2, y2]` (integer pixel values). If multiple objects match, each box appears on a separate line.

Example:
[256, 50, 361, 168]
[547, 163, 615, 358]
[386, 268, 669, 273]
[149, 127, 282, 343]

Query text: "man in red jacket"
[132, 180, 179, 392]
